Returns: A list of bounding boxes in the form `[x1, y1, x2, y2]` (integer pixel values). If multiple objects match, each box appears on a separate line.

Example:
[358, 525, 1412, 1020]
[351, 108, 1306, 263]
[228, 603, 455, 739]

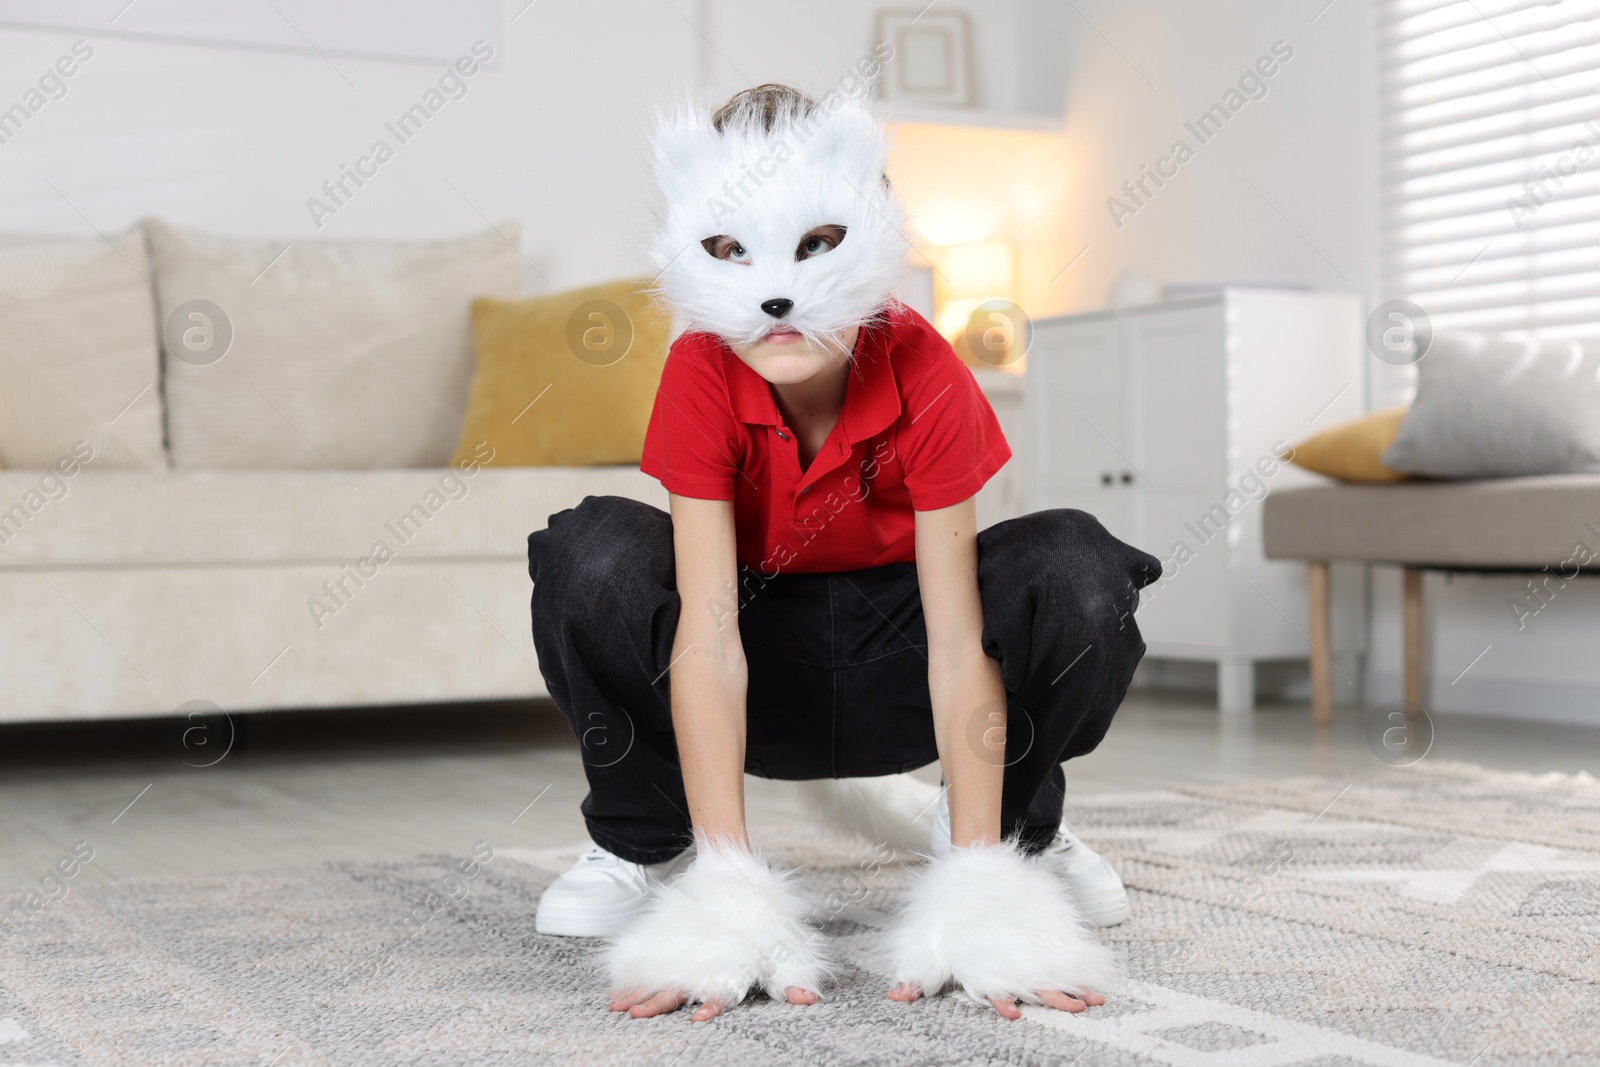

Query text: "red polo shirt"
[640, 302, 1010, 574]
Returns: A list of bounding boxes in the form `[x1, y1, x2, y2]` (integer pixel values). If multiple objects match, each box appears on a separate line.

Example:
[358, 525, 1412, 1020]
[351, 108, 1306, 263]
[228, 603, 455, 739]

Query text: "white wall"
[1051, 0, 1378, 310]
[0, 2, 698, 290]
[1368, 568, 1600, 726]
[697, 0, 1071, 116]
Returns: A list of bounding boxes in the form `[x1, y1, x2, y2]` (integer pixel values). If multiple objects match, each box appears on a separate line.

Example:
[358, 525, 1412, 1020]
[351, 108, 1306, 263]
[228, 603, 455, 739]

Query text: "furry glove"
[605, 839, 831, 1007]
[883, 840, 1123, 1007]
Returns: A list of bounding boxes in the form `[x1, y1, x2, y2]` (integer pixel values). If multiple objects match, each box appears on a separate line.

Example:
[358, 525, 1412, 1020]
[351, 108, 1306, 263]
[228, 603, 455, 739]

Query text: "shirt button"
[800, 486, 810, 495]
[776, 428, 789, 440]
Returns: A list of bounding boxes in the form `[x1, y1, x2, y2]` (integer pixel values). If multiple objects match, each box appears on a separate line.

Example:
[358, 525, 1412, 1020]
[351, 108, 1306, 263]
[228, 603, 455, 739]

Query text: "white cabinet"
[1025, 290, 1367, 713]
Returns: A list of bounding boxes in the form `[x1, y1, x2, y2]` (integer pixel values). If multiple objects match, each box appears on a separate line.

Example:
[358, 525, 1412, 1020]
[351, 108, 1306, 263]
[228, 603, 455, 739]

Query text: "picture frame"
[874, 9, 975, 108]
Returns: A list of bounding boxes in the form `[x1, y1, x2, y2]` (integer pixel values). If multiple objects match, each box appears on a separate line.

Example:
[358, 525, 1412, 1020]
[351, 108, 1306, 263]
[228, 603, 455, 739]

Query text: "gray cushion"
[1382, 332, 1600, 478]
[1262, 475, 1600, 567]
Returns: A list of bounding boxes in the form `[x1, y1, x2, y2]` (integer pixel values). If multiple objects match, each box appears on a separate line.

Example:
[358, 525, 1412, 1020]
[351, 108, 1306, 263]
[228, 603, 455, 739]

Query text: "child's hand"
[610, 985, 819, 1021]
[888, 983, 1106, 1020]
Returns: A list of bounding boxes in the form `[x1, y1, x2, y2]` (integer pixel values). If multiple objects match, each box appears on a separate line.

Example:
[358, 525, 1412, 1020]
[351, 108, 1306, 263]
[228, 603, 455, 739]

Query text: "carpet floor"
[1, 760, 1596, 1066]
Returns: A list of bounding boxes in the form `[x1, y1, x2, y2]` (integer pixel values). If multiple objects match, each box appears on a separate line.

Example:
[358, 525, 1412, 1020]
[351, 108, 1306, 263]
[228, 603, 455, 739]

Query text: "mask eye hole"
[795, 224, 847, 261]
[701, 235, 751, 264]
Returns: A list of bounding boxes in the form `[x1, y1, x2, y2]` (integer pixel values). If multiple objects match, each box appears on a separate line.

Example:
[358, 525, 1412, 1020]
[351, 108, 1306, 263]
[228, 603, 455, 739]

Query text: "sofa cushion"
[0, 227, 167, 470]
[1263, 475, 1600, 567]
[1289, 408, 1409, 483]
[450, 279, 671, 468]
[146, 220, 521, 470]
[1383, 332, 1600, 478]
[0, 467, 665, 568]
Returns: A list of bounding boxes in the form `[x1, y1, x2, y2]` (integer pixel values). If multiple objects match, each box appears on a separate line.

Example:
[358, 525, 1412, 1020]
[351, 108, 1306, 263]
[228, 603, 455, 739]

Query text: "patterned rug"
[2, 761, 1597, 1066]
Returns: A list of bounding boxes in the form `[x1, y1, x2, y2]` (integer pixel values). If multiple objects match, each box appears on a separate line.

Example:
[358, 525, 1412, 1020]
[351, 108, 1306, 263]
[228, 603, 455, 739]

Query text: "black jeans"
[527, 496, 1160, 865]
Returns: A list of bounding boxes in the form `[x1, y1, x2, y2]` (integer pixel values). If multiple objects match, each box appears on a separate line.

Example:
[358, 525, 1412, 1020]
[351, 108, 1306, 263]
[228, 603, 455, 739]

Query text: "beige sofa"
[0, 220, 663, 724]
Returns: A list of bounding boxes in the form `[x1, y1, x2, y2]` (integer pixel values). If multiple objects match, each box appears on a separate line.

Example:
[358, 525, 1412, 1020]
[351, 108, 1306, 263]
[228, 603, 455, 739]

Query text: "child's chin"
[737, 338, 835, 384]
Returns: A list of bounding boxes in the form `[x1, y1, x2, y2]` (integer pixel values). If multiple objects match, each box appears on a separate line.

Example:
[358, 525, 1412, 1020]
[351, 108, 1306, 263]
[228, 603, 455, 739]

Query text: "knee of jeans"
[1011, 510, 1150, 638]
[534, 495, 671, 612]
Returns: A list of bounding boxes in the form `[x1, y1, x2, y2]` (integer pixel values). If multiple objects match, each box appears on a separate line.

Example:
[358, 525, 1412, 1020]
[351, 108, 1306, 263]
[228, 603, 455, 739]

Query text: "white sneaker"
[534, 842, 693, 938]
[932, 791, 1129, 927]
[1036, 823, 1130, 927]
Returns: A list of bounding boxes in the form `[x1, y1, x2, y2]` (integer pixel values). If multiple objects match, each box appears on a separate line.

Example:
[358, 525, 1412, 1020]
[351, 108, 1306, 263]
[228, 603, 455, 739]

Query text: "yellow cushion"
[1289, 408, 1410, 483]
[450, 279, 670, 468]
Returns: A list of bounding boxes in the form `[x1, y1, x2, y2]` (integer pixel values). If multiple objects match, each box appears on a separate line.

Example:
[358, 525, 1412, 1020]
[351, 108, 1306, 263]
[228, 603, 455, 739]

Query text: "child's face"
[651, 100, 906, 361]
[728, 324, 857, 386]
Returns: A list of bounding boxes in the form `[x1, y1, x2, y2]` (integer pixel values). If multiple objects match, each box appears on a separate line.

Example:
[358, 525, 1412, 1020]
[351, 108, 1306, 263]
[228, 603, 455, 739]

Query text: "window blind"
[1381, 0, 1600, 339]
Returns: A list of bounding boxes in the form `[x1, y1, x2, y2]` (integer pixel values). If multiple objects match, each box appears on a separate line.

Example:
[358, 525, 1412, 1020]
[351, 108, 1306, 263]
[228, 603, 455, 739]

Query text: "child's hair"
[711, 83, 815, 134]
[711, 83, 892, 192]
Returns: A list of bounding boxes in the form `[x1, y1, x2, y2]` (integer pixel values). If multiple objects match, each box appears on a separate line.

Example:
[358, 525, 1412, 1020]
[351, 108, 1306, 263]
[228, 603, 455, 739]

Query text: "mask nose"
[760, 298, 794, 319]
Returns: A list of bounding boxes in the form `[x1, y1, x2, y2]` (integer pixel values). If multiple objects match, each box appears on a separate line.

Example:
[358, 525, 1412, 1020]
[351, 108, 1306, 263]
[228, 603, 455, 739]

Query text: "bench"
[1262, 474, 1600, 722]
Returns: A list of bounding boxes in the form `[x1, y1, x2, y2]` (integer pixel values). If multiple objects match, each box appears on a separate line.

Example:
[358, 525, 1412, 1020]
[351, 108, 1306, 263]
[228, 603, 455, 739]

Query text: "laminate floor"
[1, 691, 1595, 892]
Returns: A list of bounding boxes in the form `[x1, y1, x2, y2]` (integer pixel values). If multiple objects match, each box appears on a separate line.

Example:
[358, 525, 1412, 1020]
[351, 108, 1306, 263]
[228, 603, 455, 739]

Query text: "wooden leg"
[1307, 561, 1332, 725]
[1403, 567, 1425, 714]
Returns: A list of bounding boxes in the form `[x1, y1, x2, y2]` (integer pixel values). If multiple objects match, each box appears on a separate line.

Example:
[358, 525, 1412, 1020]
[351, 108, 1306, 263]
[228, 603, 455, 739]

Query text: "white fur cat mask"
[649, 92, 907, 351]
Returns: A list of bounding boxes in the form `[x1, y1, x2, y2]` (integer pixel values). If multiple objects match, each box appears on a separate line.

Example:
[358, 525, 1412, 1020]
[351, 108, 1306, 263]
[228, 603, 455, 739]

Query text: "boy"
[528, 85, 1159, 1021]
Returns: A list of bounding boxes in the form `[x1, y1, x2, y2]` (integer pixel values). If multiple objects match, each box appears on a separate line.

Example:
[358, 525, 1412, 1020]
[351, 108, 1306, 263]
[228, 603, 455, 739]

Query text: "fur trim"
[648, 93, 906, 350]
[604, 837, 831, 1006]
[883, 840, 1123, 1007]
[796, 774, 941, 855]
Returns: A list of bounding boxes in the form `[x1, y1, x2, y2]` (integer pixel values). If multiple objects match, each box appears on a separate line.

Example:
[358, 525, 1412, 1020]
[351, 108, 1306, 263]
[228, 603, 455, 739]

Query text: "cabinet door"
[1028, 317, 1137, 542]
[1130, 490, 1232, 654]
[1028, 317, 1130, 497]
[1124, 306, 1227, 493]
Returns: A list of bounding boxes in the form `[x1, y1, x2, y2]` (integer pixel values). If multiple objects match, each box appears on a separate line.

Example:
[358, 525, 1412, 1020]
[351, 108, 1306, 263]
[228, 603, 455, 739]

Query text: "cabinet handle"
[1100, 472, 1113, 487]
[1120, 471, 1134, 485]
